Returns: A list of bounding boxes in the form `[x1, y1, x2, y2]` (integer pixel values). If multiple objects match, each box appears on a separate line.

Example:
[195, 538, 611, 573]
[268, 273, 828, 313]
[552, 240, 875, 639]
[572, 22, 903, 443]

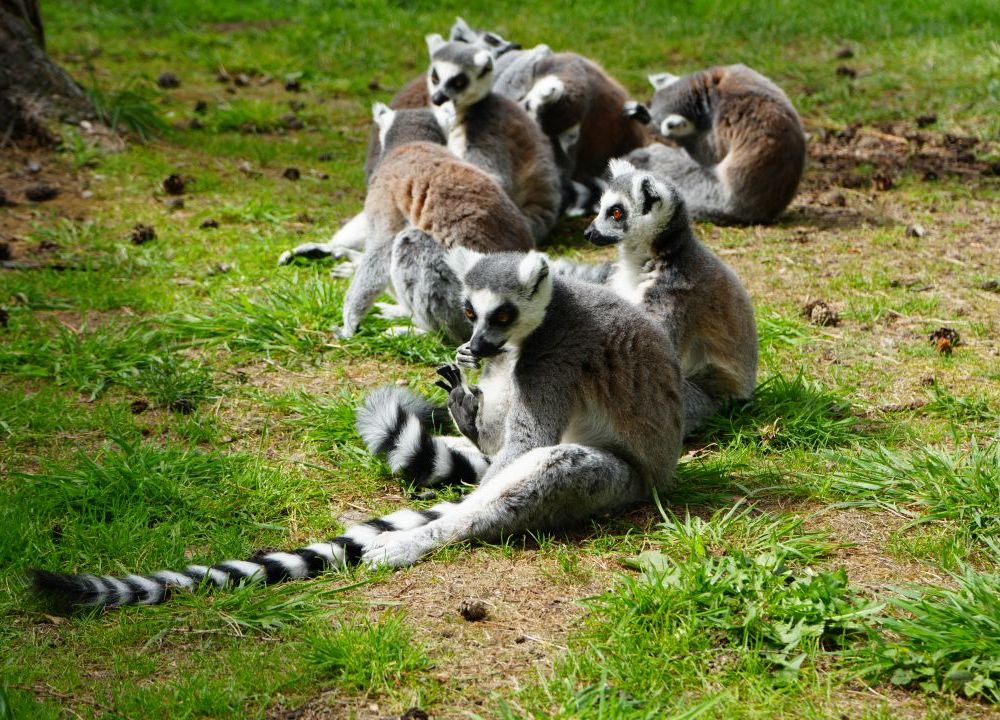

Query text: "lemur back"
[426, 35, 561, 242]
[340, 106, 533, 339]
[637, 64, 806, 225]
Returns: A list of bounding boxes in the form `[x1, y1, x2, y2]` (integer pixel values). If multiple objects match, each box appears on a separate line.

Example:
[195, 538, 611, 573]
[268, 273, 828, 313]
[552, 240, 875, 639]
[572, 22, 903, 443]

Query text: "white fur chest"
[609, 263, 656, 307]
[476, 353, 516, 456]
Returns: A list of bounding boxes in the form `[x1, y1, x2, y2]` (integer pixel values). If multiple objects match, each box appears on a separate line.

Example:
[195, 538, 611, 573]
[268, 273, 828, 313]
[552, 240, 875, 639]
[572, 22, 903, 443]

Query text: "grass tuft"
[865, 568, 1000, 702]
[698, 373, 868, 451]
[810, 440, 1000, 550]
[86, 83, 168, 141]
[306, 612, 430, 693]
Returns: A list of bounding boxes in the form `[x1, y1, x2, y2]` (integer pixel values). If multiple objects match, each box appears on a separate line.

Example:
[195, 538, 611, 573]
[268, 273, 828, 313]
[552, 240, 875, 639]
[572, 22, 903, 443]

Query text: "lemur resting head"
[584, 159, 690, 258]
[449, 16, 521, 56]
[371, 104, 445, 153]
[647, 72, 703, 140]
[425, 34, 494, 109]
[460, 251, 553, 361]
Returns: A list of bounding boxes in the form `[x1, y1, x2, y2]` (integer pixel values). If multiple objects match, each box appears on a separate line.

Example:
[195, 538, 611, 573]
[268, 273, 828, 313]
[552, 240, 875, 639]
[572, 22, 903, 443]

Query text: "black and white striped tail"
[30, 502, 455, 609]
[356, 387, 490, 487]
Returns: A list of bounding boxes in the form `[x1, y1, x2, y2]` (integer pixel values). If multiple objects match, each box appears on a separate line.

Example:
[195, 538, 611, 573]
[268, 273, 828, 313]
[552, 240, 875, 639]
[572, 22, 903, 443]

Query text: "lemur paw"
[456, 343, 480, 370]
[331, 325, 354, 340]
[384, 325, 426, 337]
[373, 302, 411, 321]
[434, 363, 463, 393]
[329, 262, 356, 279]
[362, 530, 426, 568]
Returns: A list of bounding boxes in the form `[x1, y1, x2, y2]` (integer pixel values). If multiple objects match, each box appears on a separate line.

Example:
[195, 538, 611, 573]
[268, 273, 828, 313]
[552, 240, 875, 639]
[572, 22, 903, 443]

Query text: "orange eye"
[495, 311, 510, 324]
[464, 307, 476, 320]
[609, 206, 624, 222]
[431, 69, 439, 84]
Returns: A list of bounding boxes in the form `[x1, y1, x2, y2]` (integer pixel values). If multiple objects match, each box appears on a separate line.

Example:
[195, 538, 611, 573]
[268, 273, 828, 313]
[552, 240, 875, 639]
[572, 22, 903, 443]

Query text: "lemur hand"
[435, 364, 481, 444]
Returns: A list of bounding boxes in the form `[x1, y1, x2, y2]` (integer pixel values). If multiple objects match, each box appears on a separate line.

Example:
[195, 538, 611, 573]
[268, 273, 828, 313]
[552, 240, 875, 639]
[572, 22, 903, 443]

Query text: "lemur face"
[449, 17, 521, 56]
[584, 160, 679, 252]
[647, 71, 703, 139]
[460, 252, 553, 360]
[425, 35, 494, 109]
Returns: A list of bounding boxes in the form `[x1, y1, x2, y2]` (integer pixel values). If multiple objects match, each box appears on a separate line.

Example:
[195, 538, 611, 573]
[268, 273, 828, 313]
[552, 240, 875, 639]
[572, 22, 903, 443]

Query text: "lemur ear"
[648, 72, 679, 91]
[473, 50, 493, 72]
[533, 43, 553, 57]
[450, 17, 473, 41]
[608, 158, 636, 179]
[446, 245, 486, 279]
[426, 33, 446, 55]
[372, 103, 395, 140]
[517, 251, 550, 295]
[637, 176, 661, 215]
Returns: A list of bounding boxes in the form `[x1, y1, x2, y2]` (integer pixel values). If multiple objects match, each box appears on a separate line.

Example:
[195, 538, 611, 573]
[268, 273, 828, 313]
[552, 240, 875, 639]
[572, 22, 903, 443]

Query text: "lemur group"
[33, 18, 808, 608]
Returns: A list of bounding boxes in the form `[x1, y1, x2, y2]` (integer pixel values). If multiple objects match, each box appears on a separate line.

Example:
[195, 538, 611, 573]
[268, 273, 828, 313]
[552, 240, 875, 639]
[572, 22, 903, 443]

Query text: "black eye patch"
[447, 74, 469, 91]
[488, 302, 518, 327]
[484, 34, 501, 47]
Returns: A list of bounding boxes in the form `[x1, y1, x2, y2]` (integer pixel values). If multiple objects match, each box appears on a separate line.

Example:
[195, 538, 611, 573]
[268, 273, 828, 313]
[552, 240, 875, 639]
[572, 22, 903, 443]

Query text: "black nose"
[583, 224, 597, 242]
[469, 336, 502, 358]
[431, 91, 449, 106]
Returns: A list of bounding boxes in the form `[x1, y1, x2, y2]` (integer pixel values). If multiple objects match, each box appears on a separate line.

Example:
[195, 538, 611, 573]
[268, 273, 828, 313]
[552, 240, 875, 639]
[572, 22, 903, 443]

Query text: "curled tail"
[356, 386, 490, 487]
[30, 501, 456, 609]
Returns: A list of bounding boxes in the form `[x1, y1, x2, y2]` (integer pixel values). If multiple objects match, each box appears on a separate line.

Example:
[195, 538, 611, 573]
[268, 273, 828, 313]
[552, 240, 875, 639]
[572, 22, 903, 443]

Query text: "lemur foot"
[331, 325, 354, 340]
[278, 242, 361, 267]
[329, 262, 356, 279]
[373, 302, 411, 321]
[623, 101, 651, 124]
[383, 325, 427, 337]
[362, 529, 429, 568]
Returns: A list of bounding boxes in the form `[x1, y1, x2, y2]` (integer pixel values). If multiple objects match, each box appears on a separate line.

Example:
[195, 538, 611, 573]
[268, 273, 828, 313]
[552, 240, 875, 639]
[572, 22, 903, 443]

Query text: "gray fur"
[339, 108, 532, 338]
[388, 229, 469, 343]
[361, 251, 684, 568]
[428, 40, 561, 242]
[582, 162, 758, 434]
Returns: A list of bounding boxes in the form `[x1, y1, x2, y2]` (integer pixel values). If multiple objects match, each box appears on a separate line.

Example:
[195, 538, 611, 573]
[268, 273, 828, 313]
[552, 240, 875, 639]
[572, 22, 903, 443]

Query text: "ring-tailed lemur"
[449, 19, 651, 215]
[358, 250, 684, 568]
[278, 19, 521, 268]
[338, 104, 533, 340]
[628, 64, 806, 225]
[30, 253, 684, 606]
[425, 35, 561, 242]
[562, 159, 758, 433]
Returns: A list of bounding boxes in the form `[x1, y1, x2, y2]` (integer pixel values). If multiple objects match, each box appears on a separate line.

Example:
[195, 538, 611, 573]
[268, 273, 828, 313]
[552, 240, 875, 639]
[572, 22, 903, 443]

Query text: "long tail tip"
[29, 569, 98, 608]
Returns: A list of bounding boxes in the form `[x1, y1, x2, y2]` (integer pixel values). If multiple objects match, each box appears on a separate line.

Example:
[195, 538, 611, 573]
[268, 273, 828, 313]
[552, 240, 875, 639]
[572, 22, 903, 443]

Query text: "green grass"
[865, 569, 1000, 702]
[307, 612, 431, 693]
[1, 0, 998, 717]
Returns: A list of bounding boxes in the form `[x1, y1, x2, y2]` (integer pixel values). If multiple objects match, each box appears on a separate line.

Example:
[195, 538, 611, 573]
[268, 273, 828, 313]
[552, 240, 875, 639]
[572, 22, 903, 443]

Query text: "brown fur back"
[573, 58, 651, 179]
[710, 65, 806, 220]
[366, 142, 533, 252]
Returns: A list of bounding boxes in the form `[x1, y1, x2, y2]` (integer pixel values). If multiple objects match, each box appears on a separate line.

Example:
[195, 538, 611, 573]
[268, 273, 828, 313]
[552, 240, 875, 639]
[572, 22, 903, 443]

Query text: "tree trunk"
[0, 0, 95, 144]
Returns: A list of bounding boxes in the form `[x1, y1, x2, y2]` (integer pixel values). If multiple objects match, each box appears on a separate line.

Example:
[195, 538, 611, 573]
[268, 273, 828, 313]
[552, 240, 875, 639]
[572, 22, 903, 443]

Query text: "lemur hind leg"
[389, 229, 471, 344]
[680, 378, 724, 437]
[362, 444, 641, 568]
[277, 212, 367, 265]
